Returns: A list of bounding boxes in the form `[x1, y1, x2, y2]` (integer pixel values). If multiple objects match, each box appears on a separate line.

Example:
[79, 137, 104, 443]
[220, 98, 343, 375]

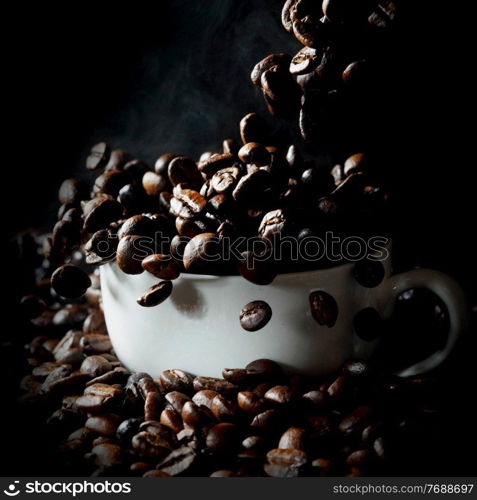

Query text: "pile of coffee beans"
[17, 277, 440, 477]
[251, 0, 399, 146]
[44, 119, 389, 309]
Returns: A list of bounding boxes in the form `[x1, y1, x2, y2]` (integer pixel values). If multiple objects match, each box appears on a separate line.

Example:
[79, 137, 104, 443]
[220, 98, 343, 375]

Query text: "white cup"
[100, 249, 467, 378]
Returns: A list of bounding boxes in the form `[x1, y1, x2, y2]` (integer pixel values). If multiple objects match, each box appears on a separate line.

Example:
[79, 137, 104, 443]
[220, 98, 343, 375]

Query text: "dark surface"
[3, 0, 476, 476]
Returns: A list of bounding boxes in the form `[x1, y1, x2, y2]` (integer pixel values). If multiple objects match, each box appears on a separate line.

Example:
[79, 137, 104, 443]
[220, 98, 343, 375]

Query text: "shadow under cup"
[101, 253, 400, 378]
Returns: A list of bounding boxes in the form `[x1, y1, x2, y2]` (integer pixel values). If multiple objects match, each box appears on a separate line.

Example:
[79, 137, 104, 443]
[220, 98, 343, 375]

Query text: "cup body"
[100, 252, 392, 378]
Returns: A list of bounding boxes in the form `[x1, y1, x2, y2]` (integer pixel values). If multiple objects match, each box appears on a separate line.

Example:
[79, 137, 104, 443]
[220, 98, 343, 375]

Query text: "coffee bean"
[281, 0, 298, 32]
[239, 113, 268, 145]
[132, 427, 174, 460]
[246, 359, 282, 379]
[116, 235, 153, 274]
[311, 458, 332, 477]
[84, 229, 117, 265]
[104, 149, 132, 172]
[339, 406, 374, 435]
[137, 281, 173, 307]
[278, 427, 306, 450]
[181, 401, 215, 429]
[192, 389, 219, 410]
[302, 390, 327, 409]
[144, 392, 163, 421]
[142, 171, 169, 196]
[309, 291, 338, 327]
[237, 392, 267, 415]
[170, 188, 207, 219]
[239, 301, 272, 332]
[160, 409, 184, 433]
[264, 386, 295, 405]
[175, 217, 209, 238]
[168, 156, 202, 188]
[80, 334, 112, 354]
[157, 446, 197, 476]
[346, 449, 378, 472]
[258, 209, 291, 241]
[237, 250, 276, 285]
[222, 139, 239, 156]
[158, 369, 192, 394]
[142, 254, 180, 281]
[353, 307, 384, 341]
[232, 168, 271, 205]
[164, 392, 191, 414]
[354, 258, 385, 288]
[211, 394, 236, 421]
[198, 153, 236, 178]
[94, 170, 130, 197]
[86, 368, 129, 387]
[59, 178, 88, 205]
[206, 423, 239, 450]
[80, 355, 113, 377]
[51, 265, 91, 299]
[267, 448, 307, 467]
[85, 413, 121, 436]
[211, 166, 241, 194]
[193, 377, 237, 396]
[182, 233, 220, 273]
[251, 53, 292, 86]
[86, 142, 111, 171]
[290, 47, 321, 75]
[82, 197, 123, 233]
[238, 143, 271, 166]
[155, 153, 178, 176]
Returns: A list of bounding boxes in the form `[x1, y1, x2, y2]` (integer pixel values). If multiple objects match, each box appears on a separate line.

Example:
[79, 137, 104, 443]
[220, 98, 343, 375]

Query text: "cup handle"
[376, 268, 468, 377]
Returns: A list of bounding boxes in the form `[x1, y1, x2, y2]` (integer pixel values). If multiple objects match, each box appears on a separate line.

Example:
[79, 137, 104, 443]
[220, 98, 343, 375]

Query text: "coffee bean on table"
[51, 264, 91, 298]
[353, 308, 385, 341]
[137, 281, 173, 307]
[142, 254, 180, 280]
[309, 291, 338, 327]
[354, 258, 385, 288]
[240, 301, 272, 332]
[159, 369, 192, 393]
[86, 142, 111, 171]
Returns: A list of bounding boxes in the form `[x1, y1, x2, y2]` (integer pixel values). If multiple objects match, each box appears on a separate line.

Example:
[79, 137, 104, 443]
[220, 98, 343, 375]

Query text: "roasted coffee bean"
[237, 250, 276, 286]
[20, 294, 46, 319]
[331, 164, 345, 185]
[76, 384, 121, 412]
[198, 153, 236, 178]
[281, 0, 298, 32]
[84, 229, 117, 265]
[80, 334, 112, 354]
[117, 214, 166, 240]
[292, 16, 325, 48]
[155, 153, 178, 176]
[258, 209, 291, 241]
[94, 170, 130, 197]
[175, 217, 210, 238]
[160, 409, 184, 433]
[327, 375, 350, 399]
[165, 392, 191, 414]
[211, 394, 236, 421]
[353, 307, 384, 341]
[85, 413, 121, 436]
[346, 449, 378, 472]
[181, 401, 215, 429]
[261, 66, 301, 117]
[82, 197, 123, 233]
[238, 143, 271, 167]
[104, 149, 132, 172]
[211, 166, 241, 194]
[82, 310, 108, 335]
[167, 156, 202, 188]
[192, 390, 219, 410]
[339, 406, 374, 435]
[116, 235, 153, 275]
[89, 443, 123, 468]
[86, 142, 111, 171]
[264, 386, 295, 406]
[193, 377, 237, 396]
[142, 171, 169, 196]
[323, 0, 376, 24]
[142, 254, 180, 280]
[157, 446, 197, 476]
[53, 330, 84, 364]
[132, 428, 174, 460]
[267, 448, 307, 467]
[80, 355, 113, 377]
[222, 369, 249, 386]
[52, 305, 88, 328]
[232, 168, 271, 205]
[182, 233, 220, 273]
[222, 139, 239, 156]
[206, 423, 239, 450]
[239, 301, 272, 332]
[136, 281, 173, 307]
[344, 153, 367, 176]
[158, 369, 192, 394]
[116, 417, 143, 445]
[251, 53, 292, 86]
[246, 359, 282, 379]
[290, 47, 321, 75]
[354, 258, 385, 288]
[264, 463, 301, 478]
[237, 392, 267, 415]
[309, 290, 338, 327]
[308, 415, 334, 441]
[362, 422, 385, 445]
[51, 265, 91, 299]
[170, 189, 207, 219]
[86, 368, 129, 387]
[144, 392, 163, 421]
[59, 178, 88, 205]
[239, 113, 268, 145]
[302, 390, 327, 409]
[47, 408, 85, 435]
[118, 183, 147, 213]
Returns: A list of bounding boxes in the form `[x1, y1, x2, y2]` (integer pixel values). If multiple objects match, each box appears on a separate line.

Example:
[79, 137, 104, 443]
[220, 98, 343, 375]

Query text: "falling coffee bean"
[309, 291, 338, 327]
[86, 142, 111, 171]
[239, 301, 272, 332]
[137, 281, 173, 307]
[51, 265, 91, 299]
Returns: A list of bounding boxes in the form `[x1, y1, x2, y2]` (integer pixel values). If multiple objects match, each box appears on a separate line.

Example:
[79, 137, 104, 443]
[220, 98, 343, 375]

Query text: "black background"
[3, 0, 476, 476]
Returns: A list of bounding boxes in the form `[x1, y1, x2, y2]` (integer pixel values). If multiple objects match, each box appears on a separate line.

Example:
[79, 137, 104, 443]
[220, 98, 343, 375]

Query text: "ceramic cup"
[100, 249, 467, 378]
